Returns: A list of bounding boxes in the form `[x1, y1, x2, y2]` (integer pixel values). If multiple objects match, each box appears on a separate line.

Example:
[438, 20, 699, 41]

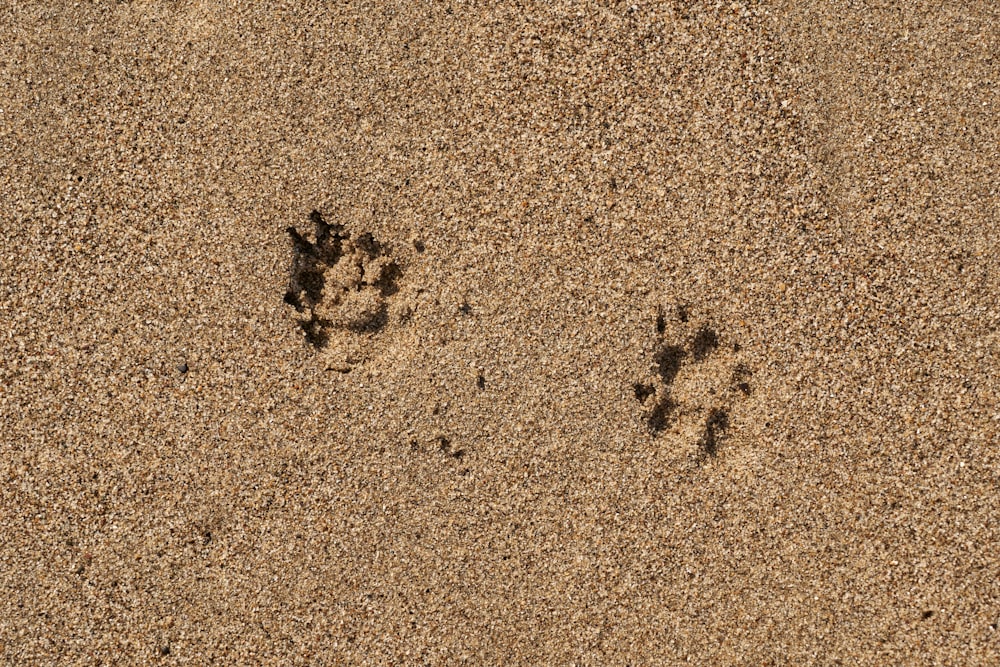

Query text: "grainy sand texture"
[2, 1, 999, 664]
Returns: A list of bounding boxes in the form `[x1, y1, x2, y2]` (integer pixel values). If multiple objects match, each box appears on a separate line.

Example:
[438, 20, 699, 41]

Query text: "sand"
[2, 1, 998, 663]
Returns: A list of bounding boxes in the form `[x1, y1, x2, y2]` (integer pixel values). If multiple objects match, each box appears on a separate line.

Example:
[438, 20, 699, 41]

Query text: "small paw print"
[283, 210, 411, 371]
[635, 305, 752, 458]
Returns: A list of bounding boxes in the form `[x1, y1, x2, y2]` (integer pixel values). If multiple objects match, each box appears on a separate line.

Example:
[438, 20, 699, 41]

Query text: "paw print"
[635, 305, 752, 458]
[283, 210, 409, 371]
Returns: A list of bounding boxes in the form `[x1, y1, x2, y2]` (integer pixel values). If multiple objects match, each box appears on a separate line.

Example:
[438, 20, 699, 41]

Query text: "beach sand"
[2, 1, 998, 663]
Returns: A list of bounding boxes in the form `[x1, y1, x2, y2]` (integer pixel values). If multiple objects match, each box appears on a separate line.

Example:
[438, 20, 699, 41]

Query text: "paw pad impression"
[283, 210, 408, 371]
[635, 305, 752, 459]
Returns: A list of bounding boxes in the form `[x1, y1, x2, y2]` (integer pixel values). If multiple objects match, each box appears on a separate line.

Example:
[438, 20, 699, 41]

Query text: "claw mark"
[634, 382, 655, 402]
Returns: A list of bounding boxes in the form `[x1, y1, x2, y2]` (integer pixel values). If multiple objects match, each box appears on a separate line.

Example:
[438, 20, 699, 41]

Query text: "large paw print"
[634, 305, 752, 458]
[283, 210, 409, 371]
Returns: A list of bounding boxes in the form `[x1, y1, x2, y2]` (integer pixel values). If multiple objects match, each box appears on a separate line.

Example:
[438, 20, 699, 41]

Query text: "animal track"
[635, 306, 752, 459]
[283, 210, 410, 371]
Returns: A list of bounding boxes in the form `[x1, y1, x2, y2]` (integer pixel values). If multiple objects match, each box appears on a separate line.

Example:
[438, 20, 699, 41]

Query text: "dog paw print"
[635, 305, 752, 459]
[283, 210, 409, 371]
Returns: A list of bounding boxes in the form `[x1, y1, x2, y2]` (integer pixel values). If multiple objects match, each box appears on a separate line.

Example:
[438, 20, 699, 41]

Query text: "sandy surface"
[2, 1, 998, 663]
